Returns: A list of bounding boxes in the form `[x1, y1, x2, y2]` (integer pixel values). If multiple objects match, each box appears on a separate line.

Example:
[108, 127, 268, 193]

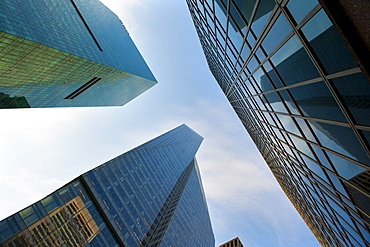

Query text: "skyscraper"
[0, 0, 157, 108]
[186, 0, 370, 246]
[219, 237, 244, 247]
[0, 125, 215, 246]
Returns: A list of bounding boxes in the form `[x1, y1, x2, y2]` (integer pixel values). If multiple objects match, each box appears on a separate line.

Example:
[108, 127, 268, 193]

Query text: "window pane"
[332, 73, 370, 126]
[231, 0, 255, 29]
[326, 152, 367, 180]
[301, 9, 357, 74]
[262, 14, 292, 54]
[308, 121, 370, 166]
[271, 35, 320, 86]
[287, 0, 318, 24]
[250, 0, 275, 37]
[289, 81, 347, 122]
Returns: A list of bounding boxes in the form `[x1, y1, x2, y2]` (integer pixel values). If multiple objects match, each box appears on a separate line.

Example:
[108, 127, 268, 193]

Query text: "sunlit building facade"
[186, 0, 370, 246]
[0, 125, 215, 246]
[0, 0, 157, 108]
[219, 237, 244, 247]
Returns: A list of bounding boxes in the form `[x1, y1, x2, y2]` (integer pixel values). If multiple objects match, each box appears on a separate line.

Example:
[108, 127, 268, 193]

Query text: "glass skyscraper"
[0, 125, 215, 246]
[0, 0, 157, 108]
[186, 0, 370, 246]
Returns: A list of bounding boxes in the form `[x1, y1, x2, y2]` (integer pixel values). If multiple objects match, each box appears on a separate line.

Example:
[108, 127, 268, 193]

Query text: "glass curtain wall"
[187, 0, 370, 246]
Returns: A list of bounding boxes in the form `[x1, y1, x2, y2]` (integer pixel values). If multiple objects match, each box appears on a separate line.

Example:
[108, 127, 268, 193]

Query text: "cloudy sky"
[0, 0, 320, 246]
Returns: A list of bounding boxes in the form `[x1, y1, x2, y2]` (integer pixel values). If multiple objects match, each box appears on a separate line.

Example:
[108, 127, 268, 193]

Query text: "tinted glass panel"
[250, 0, 275, 37]
[287, 0, 318, 24]
[289, 81, 347, 122]
[271, 35, 320, 86]
[308, 121, 370, 166]
[301, 9, 357, 75]
[326, 152, 367, 180]
[332, 73, 370, 126]
[262, 14, 292, 54]
[228, 20, 244, 50]
[231, 0, 256, 30]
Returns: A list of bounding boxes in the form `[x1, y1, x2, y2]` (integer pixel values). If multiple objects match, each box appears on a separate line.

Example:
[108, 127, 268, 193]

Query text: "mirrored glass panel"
[288, 81, 347, 122]
[308, 121, 370, 166]
[326, 152, 367, 180]
[271, 35, 320, 86]
[287, 0, 318, 24]
[262, 14, 292, 54]
[250, 0, 276, 37]
[301, 9, 358, 75]
[331, 73, 370, 126]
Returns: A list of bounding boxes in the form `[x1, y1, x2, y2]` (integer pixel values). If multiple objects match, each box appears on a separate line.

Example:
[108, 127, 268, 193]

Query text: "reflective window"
[290, 134, 314, 158]
[255, 47, 266, 62]
[271, 35, 320, 86]
[289, 81, 347, 122]
[240, 42, 251, 62]
[262, 61, 283, 89]
[215, 0, 227, 31]
[250, 0, 276, 38]
[332, 73, 370, 126]
[279, 90, 299, 114]
[276, 114, 301, 136]
[301, 9, 357, 75]
[264, 92, 288, 113]
[302, 156, 329, 182]
[361, 130, 370, 148]
[294, 118, 315, 141]
[326, 152, 367, 180]
[247, 56, 259, 72]
[262, 14, 292, 54]
[286, 0, 318, 24]
[247, 31, 256, 47]
[230, 0, 254, 32]
[308, 121, 370, 166]
[326, 172, 348, 198]
[228, 20, 244, 50]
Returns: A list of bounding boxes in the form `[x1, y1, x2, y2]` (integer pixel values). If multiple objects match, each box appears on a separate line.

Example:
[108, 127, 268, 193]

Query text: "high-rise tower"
[0, 0, 157, 108]
[0, 125, 215, 246]
[186, 0, 370, 246]
[219, 237, 244, 247]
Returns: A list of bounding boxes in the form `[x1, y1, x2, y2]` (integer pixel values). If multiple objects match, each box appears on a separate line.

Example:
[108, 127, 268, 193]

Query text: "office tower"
[0, 125, 215, 246]
[186, 0, 370, 246]
[219, 237, 244, 247]
[0, 0, 157, 108]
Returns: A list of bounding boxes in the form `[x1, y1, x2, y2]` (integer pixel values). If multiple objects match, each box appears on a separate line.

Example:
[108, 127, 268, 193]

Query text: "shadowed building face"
[186, 0, 370, 246]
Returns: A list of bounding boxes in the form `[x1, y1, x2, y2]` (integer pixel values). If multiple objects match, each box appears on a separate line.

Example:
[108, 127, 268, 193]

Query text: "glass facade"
[0, 125, 215, 246]
[187, 0, 370, 246]
[0, 0, 157, 108]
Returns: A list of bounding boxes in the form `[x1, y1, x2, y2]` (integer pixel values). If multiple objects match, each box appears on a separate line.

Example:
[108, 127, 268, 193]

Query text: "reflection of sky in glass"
[262, 14, 292, 54]
[269, 101, 288, 113]
[215, 0, 227, 31]
[251, 12, 271, 38]
[308, 121, 367, 179]
[270, 35, 302, 66]
[287, 0, 318, 24]
[301, 9, 331, 42]
[277, 114, 300, 136]
[228, 21, 243, 50]
[326, 152, 366, 180]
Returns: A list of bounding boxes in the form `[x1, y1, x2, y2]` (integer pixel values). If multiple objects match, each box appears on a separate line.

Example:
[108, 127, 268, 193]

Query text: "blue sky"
[0, 0, 320, 246]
